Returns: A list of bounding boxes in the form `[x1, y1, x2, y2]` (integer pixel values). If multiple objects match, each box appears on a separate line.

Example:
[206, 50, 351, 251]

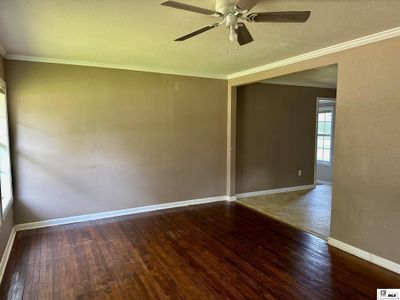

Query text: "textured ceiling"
[262, 64, 337, 88]
[0, 0, 400, 78]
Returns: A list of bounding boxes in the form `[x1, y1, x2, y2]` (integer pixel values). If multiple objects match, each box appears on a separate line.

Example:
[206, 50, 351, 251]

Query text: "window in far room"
[317, 106, 333, 164]
[0, 85, 12, 215]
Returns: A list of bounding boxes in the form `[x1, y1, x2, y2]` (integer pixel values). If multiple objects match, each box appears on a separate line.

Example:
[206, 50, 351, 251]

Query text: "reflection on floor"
[238, 184, 331, 239]
[3, 201, 400, 299]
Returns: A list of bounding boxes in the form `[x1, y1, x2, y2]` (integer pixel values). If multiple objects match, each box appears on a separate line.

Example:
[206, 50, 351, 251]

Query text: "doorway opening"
[236, 64, 338, 240]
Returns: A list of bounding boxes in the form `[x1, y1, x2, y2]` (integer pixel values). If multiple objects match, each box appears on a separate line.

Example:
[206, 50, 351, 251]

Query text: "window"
[0, 84, 12, 214]
[317, 106, 333, 164]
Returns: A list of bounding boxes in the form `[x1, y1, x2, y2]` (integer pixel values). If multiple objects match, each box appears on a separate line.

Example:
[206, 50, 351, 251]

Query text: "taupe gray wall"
[236, 83, 336, 193]
[0, 56, 14, 262]
[5, 60, 227, 224]
[331, 38, 400, 264]
[229, 36, 400, 264]
[4, 36, 400, 266]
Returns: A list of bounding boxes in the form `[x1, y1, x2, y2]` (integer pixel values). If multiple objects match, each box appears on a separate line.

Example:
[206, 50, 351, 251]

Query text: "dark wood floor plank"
[181, 205, 328, 298]
[179, 206, 325, 299]
[1, 202, 399, 300]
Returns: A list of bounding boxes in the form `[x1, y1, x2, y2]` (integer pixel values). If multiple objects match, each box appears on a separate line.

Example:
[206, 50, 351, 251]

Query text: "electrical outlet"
[298, 170, 302, 176]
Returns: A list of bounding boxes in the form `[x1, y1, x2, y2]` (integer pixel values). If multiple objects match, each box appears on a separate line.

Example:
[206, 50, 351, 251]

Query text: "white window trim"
[3, 198, 12, 217]
[316, 98, 336, 167]
[317, 107, 333, 165]
[0, 79, 13, 218]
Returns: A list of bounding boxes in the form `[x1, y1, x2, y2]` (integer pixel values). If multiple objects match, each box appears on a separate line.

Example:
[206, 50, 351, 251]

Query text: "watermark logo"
[378, 289, 400, 299]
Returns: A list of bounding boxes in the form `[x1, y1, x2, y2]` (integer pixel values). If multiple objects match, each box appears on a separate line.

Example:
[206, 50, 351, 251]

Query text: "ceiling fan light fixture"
[161, 0, 311, 46]
[229, 27, 238, 42]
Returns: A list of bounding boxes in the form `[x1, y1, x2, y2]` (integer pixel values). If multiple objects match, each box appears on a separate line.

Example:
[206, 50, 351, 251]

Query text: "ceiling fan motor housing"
[215, 0, 237, 15]
[160, 0, 311, 46]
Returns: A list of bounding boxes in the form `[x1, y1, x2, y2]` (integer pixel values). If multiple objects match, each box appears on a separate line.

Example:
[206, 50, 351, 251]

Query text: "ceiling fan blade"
[175, 23, 219, 41]
[247, 11, 311, 22]
[237, 23, 254, 46]
[161, 1, 221, 16]
[235, 0, 260, 12]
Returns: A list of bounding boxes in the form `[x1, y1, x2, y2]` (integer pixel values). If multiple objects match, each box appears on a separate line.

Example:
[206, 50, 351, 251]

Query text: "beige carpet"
[238, 185, 332, 239]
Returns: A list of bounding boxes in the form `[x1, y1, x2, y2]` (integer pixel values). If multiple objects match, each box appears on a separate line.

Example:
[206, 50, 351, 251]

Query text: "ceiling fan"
[161, 0, 311, 45]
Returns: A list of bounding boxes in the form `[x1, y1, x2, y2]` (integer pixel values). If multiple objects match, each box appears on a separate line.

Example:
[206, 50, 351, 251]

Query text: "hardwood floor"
[1, 202, 399, 299]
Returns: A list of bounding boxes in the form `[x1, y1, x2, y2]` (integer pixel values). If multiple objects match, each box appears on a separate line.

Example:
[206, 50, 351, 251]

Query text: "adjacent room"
[0, 0, 400, 299]
[237, 65, 337, 239]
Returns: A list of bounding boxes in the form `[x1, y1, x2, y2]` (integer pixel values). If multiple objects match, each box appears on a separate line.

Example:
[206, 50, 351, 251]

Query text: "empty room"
[0, 0, 400, 299]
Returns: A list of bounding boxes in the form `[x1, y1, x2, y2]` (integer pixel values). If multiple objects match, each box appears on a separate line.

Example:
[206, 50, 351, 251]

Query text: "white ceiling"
[262, 64, 337, 88]
[0, 0, 400, 78]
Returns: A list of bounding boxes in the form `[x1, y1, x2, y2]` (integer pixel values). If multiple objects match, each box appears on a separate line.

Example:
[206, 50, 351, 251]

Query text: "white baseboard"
[316, 180, 332, 185]
[328, 238, 400, 274]
[227, 196, 237, 202]
[236, 184, 315, 199]
[0, 227, 16, 283]
[1, 195, 228, 284]
[2, 198, 399, 287]
[15, 195, 228, 232]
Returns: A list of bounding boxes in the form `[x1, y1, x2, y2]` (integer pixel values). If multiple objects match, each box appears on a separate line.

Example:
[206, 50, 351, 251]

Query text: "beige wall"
[5, 60, 227, 224]
[0, 56, 14, 263]
[4, 35, 400, 267]
[229, 36, 400, 264]
[332, 38, 400, 264]
[236, 83, 336, 193]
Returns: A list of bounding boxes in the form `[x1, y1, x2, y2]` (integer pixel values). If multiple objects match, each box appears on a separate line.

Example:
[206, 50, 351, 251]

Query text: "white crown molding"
[0, 227, 16, 284]
[14, 195, 229, 232]
[236, 184, 315, 199]
[227, 26, 400, 80]
[5, 54, 228, 80]
[328, 238, 400, 274]
[261, 80, 337, 89]
[4, 27, 400, 81]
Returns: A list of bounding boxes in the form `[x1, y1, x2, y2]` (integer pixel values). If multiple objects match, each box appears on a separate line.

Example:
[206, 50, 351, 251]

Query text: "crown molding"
[227, 26, 400, 80]
[260, 80, 337, 89]
[5, 54, 228, 80]
[4, 26, 400, 81]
